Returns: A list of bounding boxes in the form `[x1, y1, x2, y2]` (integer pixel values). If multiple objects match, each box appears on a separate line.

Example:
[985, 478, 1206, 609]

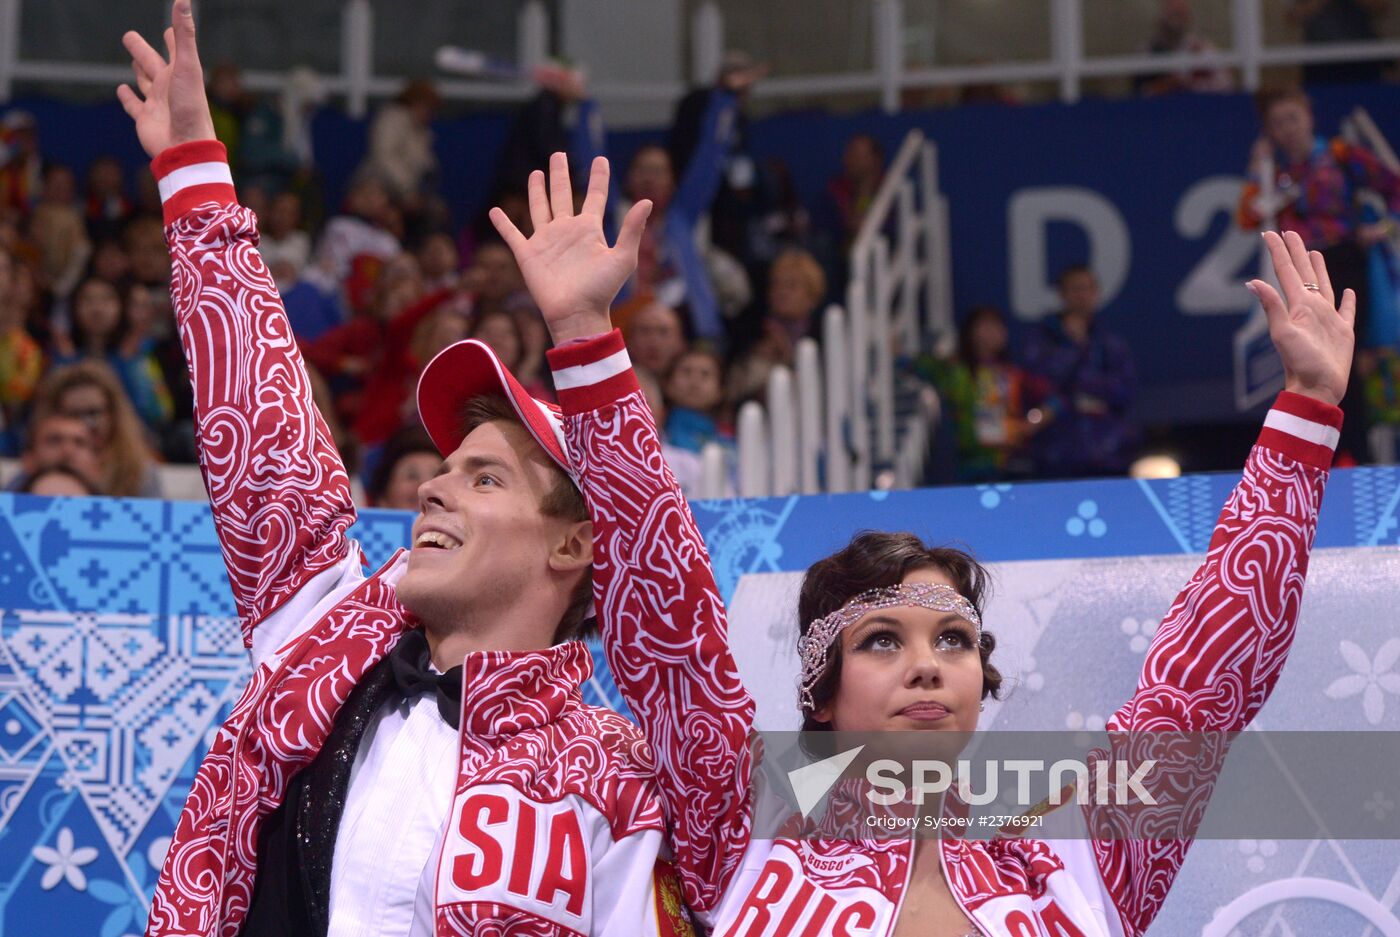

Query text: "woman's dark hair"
[366, 425, 439, 505]
[797, 530, 1003, 732]
[956, 305, 1010, 369]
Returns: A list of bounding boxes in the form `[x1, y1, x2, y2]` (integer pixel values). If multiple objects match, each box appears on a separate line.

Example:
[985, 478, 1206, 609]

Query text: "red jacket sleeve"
[155, 140, 356, 645]
[1091, 390, 1340, 936]
[547, 329, 756, 914]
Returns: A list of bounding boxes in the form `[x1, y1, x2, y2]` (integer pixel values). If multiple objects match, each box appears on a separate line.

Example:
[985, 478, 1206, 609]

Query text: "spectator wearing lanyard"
[1239, 86, 1400, 459]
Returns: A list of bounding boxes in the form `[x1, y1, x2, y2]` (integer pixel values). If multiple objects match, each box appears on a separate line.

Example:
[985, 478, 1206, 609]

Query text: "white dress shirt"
[326, 689, 458, 937]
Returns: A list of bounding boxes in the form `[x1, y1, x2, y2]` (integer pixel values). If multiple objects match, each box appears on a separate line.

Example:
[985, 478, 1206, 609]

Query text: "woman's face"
[381, 450, 440, 511]
[626, 147, 675, 209]
[813, 567, 985, 734]
[665, 352, 723, 412]
[969, 314, 1008, 363]
[75, 281, 122, 342]
[126, 285, 156, 337]
[92, 242, 131, 283]
[59, 384, 114, 448]
[472, 314, 522, 369]
[768, 264, 818, 321]
[421, 310, 469, 361]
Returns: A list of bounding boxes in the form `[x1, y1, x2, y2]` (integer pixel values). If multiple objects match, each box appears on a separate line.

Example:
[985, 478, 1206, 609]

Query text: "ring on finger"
[1302, 282, 1321, 292]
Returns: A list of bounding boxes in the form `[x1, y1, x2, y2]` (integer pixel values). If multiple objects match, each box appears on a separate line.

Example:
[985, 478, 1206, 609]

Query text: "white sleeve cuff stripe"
[1264, 409, 1341, 450]
[551, 347, 632, 390]
[157, 162, 235, 203]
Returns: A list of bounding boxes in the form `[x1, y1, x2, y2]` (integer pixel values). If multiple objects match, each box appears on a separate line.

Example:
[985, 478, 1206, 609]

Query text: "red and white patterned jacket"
[576, 337, 1341, 936]
[144, 141, 693, 937]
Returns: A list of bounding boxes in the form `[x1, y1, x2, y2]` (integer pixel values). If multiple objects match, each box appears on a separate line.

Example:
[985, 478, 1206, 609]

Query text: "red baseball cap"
[416, 339, 573, 479]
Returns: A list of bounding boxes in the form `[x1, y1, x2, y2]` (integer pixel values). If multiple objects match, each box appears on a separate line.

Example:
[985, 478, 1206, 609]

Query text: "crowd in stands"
[0, 4, 1397, 503]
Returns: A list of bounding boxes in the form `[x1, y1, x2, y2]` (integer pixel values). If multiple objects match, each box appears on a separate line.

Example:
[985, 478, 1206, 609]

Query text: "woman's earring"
[979, 702, 985, 712]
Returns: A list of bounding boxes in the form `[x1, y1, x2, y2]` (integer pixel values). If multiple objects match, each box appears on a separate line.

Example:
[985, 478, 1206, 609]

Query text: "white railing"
[4, 0, 1400, 116]
[731, 129, 949, 497]
[843, 129, 951, 491]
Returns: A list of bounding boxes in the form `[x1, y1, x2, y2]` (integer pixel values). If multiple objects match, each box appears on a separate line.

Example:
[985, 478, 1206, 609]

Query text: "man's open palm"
[491, 153, 651, 344]
[116, 0, 216, 158]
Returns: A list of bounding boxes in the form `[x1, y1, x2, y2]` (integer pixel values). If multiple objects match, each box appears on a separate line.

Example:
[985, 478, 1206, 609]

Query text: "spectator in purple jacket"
[1021, 264, 1138, 478]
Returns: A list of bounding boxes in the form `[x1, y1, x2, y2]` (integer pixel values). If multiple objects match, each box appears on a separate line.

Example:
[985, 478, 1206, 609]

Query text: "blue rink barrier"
[0, 466, 1397, 935]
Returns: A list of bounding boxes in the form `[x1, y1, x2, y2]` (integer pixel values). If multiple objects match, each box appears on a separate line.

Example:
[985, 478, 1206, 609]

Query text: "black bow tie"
[387, 629, 463, 730]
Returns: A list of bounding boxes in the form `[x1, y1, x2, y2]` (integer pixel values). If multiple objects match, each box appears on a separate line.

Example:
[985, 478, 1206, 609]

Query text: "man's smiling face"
[395, 417, 582, 635]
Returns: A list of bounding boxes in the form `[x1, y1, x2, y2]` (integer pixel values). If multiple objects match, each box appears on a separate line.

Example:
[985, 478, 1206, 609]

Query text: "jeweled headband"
[797, 582, 983, 713]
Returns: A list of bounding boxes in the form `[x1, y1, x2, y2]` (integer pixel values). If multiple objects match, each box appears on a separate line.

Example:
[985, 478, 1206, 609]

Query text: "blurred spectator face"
[1159, 0, 1191, 32]
[842, 135, 883, 181]
[511, 305, 548, 367]
[374, 261, 424, 322]
[23, 467, 94, 498]
[470, 311, 523, 369]
[125, 283, 158, 339]
[399, 80, 441, 126]
[627, 146, 675, 210]
[210, 64, 243, 104]
[243, 185, 270, 222]
[87, 157, 125, 199]
[91, 241, 131, 283]
[75, 279, 123, 344]
[418, 233, 459, 282]
[665, 350, 724, 413]
[58, 382, 115, 449]
[380, 450, 440, 511]
[968, 310, 1009, 364]
[383, 252, 421, 283]
[42, 165, 78, 205]
[267, 191, 302, 238]
[2, 112, 37, 155]
[626, 302, 686, 376]
[1058, 269, 1101, 317]
[412, 308, 470, 366]
[347, 177, 393, 223]
[22, 414, 101, 486]
[1264, 97, 1314, 158]
[469, 243, 523, 304]
[768, 252, 825, 322]
[124, 218, 171, 285]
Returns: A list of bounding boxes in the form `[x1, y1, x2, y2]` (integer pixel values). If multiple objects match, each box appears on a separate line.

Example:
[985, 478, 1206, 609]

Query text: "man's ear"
[548, 519, 593, 574]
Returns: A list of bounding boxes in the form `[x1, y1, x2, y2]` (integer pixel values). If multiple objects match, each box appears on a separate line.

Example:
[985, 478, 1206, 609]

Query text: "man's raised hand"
[490, 153, 652, 345]
[116, 0, 216, 158]
[1248, 230, 1355, 407]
